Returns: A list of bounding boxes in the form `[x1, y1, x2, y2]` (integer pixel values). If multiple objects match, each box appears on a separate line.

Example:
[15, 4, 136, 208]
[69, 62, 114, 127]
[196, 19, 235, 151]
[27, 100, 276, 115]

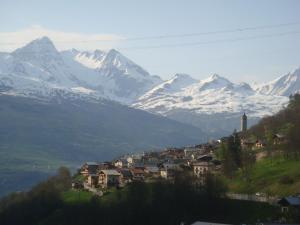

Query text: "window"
[281, 207, 289, 213]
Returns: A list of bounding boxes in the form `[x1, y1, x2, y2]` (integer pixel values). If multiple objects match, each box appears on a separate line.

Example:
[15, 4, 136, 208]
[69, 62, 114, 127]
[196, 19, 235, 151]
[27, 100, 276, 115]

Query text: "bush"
[279, 175, 294, 184]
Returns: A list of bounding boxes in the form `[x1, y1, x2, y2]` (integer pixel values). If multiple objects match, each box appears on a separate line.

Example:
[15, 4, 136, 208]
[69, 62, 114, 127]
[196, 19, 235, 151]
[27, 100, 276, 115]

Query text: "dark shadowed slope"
[0, 94, 205, 196]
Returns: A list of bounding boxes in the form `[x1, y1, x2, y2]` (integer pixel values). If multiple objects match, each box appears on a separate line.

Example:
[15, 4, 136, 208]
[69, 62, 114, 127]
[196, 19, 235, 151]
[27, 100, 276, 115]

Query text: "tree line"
[249, 93, 300, 158]
[0, 167, 277, 225]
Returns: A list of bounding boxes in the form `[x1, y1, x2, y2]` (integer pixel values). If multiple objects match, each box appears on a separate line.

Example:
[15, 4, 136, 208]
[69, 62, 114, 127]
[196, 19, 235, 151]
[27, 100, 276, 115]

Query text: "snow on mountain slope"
[0, 36, 297, 137]
[257, 67, 300, 96]
[64, 48, 162, 103]
[147, 73, 198, 95]
[133, 74, 288, 118]
[0, 37, 106, 101]
[73, 50, 106, 69]
[0, 37, 162, 103]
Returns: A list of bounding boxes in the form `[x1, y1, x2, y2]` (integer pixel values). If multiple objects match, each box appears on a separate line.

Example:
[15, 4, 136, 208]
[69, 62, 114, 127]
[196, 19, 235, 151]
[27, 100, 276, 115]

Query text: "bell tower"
[241, 113, 247, 132]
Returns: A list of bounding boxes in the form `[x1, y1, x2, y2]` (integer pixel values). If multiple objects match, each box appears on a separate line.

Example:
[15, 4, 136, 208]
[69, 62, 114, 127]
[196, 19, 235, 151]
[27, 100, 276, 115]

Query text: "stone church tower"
[241, 113, 247, 132]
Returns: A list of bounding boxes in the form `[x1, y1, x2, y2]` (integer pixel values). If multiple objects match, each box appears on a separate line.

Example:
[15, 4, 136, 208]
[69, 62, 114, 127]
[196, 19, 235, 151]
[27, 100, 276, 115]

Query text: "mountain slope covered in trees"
[0, 94, 205, 196]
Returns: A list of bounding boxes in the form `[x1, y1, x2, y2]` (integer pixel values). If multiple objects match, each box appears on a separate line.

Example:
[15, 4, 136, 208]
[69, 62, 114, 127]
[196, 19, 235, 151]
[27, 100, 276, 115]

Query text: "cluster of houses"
[76, 143, 222, 190]
[75, 113, 291, 191]
[76, 129, 289, 191]
[239, 133, 287, 150]
[76, 131, 287, 190]
[73, 114, 298, 224]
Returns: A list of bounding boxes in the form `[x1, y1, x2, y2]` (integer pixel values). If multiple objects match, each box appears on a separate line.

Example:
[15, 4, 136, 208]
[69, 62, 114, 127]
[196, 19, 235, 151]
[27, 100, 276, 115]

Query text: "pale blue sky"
[1, 0, 300, 83]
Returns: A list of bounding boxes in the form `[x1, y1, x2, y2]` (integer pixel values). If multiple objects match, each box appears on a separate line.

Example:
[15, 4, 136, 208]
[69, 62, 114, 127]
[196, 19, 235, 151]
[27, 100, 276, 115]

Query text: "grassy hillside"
[226, 156, 300, 196]
[0, 95, 205, 196]
[223, 94, 300, 196]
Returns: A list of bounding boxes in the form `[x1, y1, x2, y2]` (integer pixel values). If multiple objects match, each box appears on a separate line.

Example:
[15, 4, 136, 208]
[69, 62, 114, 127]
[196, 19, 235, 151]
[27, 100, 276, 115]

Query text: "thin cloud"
[0, 25, 124, 52]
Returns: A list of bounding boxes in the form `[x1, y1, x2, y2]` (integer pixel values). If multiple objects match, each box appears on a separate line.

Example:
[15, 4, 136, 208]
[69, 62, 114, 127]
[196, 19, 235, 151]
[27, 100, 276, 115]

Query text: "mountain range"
[1, 36, 299, 135]
[0, 36, 299, 196]
[1, 37, 299, 119]
[0, 37, 161, 104]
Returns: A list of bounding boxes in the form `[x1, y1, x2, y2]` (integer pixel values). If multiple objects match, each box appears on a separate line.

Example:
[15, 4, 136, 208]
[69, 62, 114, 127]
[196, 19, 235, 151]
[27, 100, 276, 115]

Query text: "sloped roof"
[274, 133, 286, 139]
[100, 170, 121, 176]
[279, 196, 300, 206]
[86, 162, 98, 166]
[145, 166, 159, 173]
[197, 155, 213, 162]
[131, 168, 144, 174]
[118, 169, 132, 177]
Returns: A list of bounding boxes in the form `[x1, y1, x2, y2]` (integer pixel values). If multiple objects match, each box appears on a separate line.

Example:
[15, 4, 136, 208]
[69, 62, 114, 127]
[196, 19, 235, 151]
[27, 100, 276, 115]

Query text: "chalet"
[130, 168, 145, 181]
[99, 170, 121, 188]
[255, 139, 266, 148]
[161, 162, 179, 170]
[114, 159, 122, 168]
[184, 147, 204, 159]
[273, 134, 287, 145]
[131, 153, 144, 161]
[196, 154, 213, 162]
[114, 159, 128, 168]
[241, 138, 256, 149]
[118, 169, 133, 184]
[142, 155, 160, 164]
[144, 166, 160, 177]
[192, 161, 215, 177]
[87, 174, 99, 187]
[278, 195, 300, 213]
[132, 162, 145, 169]
[143, 151, 160, 159]
[160, 168, 175, 179]
[80, 162, 99, 177]
[159, 148, 185, 160]
[126, 156, 134, 167]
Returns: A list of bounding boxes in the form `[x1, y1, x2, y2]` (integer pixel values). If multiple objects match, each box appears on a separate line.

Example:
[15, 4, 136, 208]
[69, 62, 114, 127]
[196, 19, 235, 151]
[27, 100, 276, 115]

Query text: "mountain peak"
[171, 73, 198, 84]
[197, 74, 232, 92]
[35, 36, 53, 44]
[257, 66, 300, 96]
[107, 48, 120, 56]
[207, 73, 229, 82]
[70, 48, 80, 54]
[94, 49, 105, 57]
[100, 48, 142, 72]
[12, 36, 60, 61]
[103, 49, 123, 63]
[211, 73, 221, 79]
[202, 73, 231, 84]
[20, 36, 56, 51]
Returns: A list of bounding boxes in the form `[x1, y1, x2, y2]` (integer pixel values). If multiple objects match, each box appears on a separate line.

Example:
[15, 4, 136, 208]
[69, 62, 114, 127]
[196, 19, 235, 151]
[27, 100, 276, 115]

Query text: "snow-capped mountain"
[134, 73, 287, 117]
[133, 74, 289, 136]
[0, 37, 161, 103]
[61, 47, 162, 103]
[0, 36, 299, 137]
[0, 37, 104, 99]
[256, 67, 300, 96]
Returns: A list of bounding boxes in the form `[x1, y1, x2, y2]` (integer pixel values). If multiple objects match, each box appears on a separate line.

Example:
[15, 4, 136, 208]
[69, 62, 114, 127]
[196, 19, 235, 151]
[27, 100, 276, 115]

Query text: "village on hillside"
[73, 113, 299, 218]
[75, 113, 281, 189]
